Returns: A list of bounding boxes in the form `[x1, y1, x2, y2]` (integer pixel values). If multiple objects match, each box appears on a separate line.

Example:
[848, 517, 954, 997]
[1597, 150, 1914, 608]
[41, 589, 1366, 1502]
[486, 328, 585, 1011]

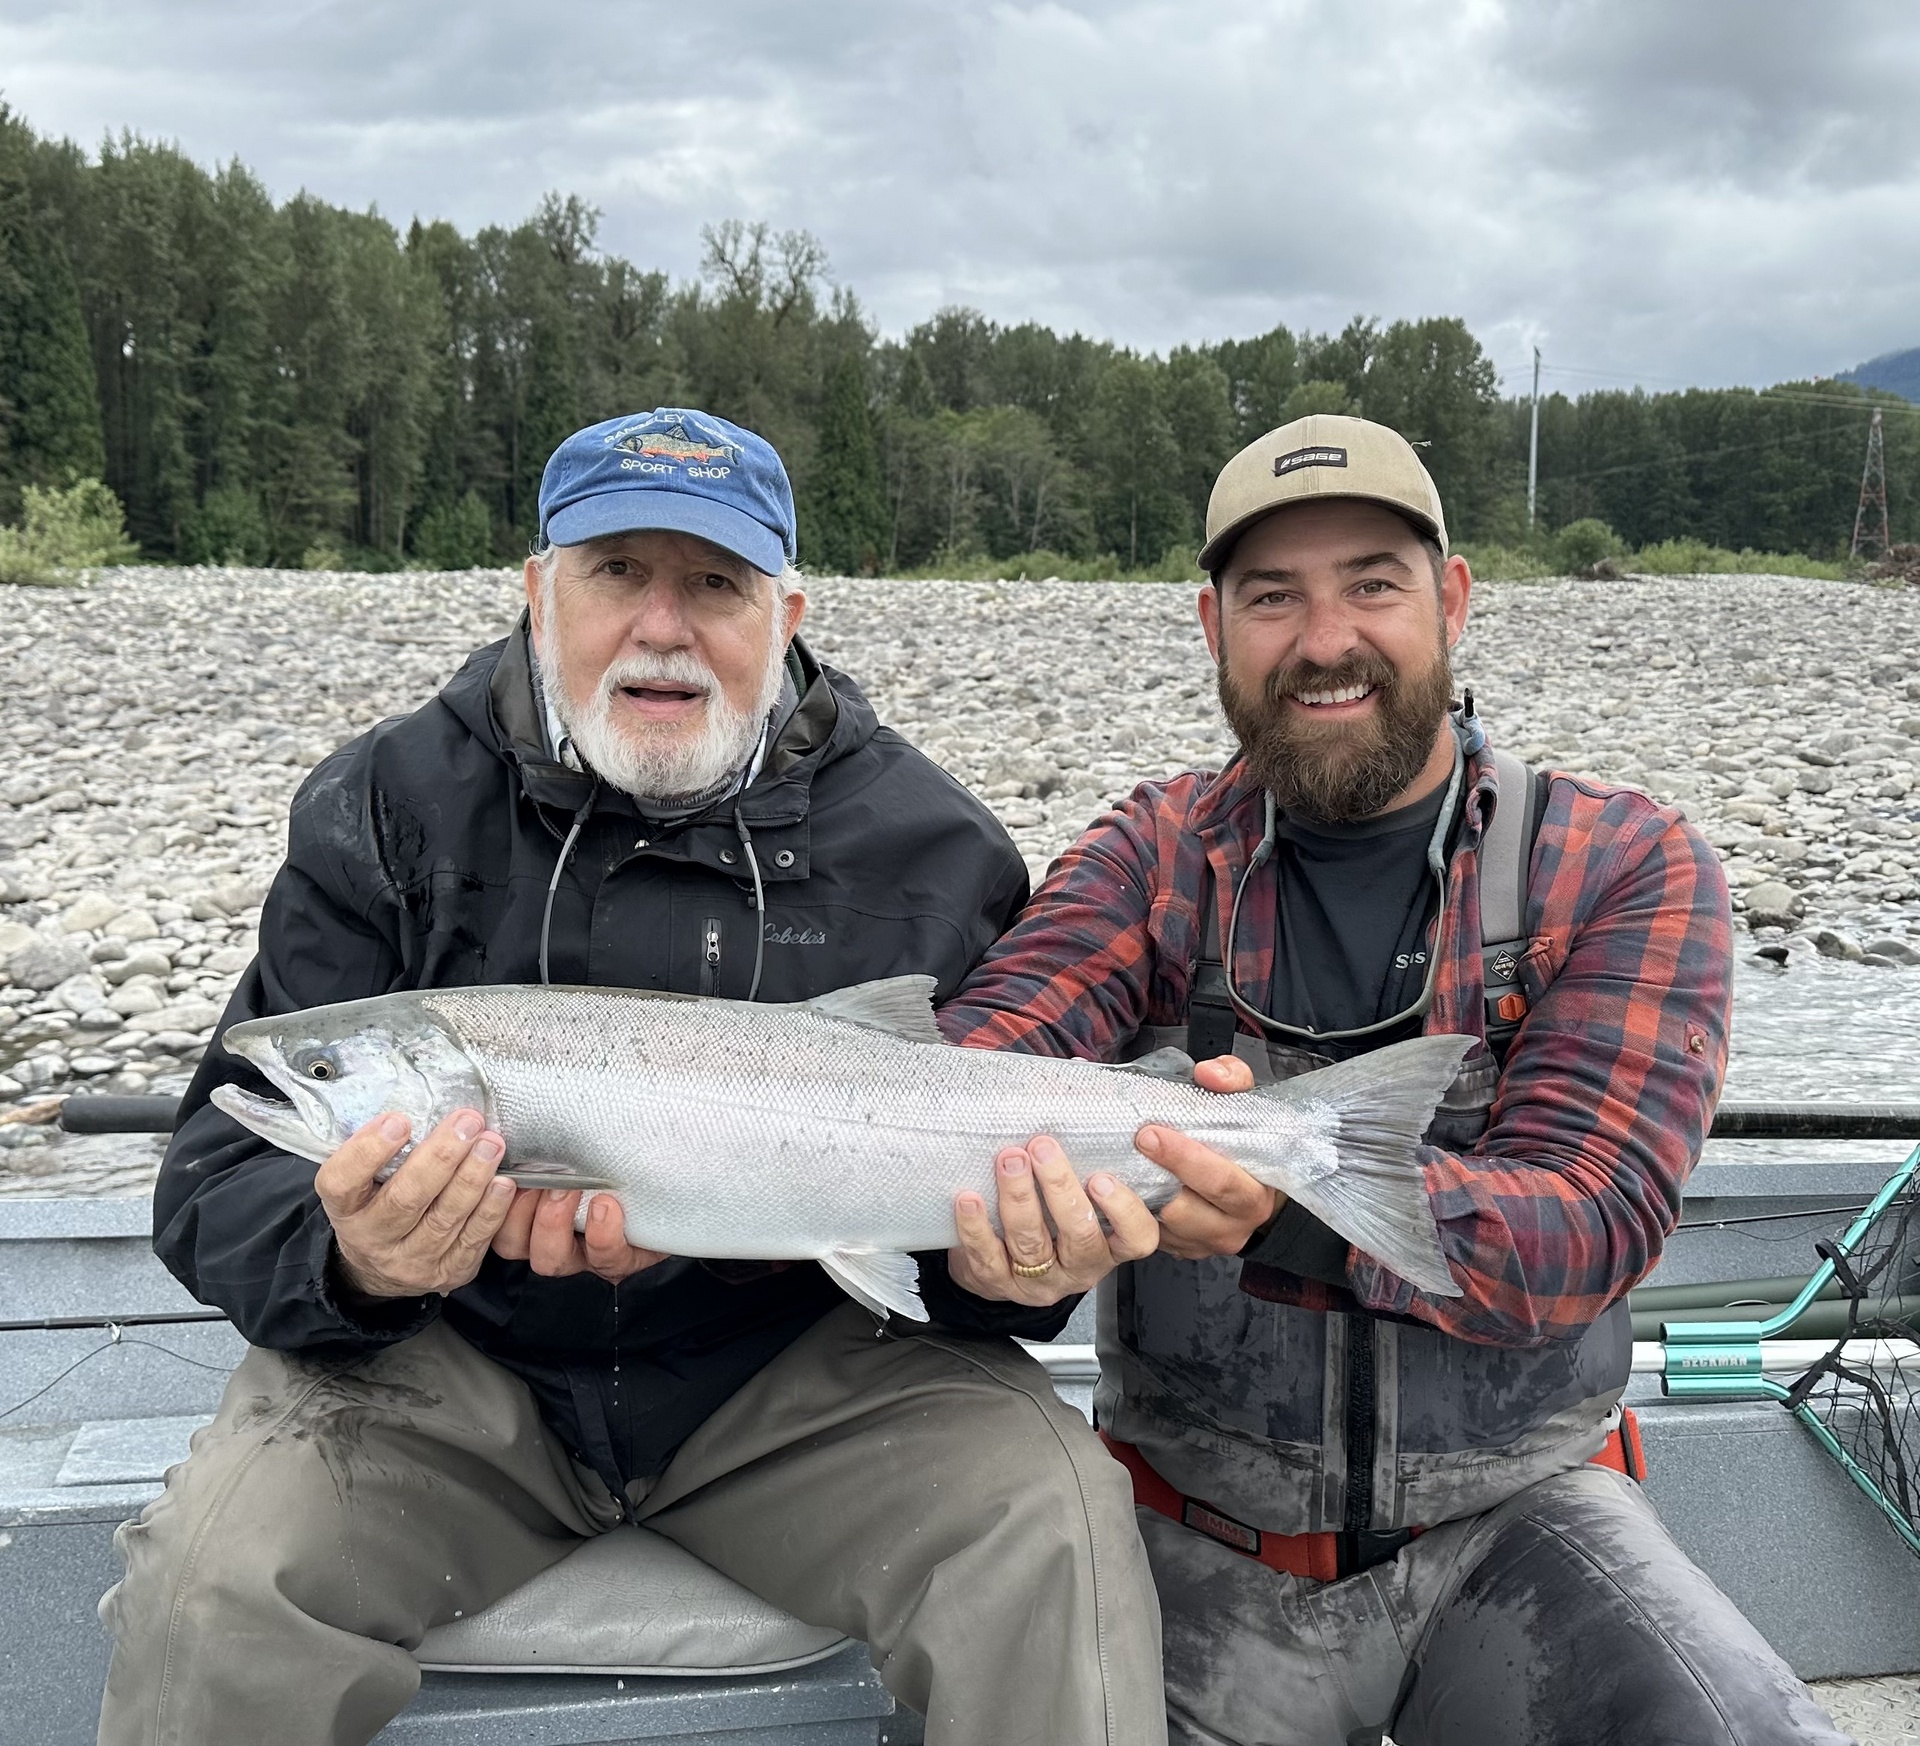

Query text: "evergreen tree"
[0, 107, 105, 520]
[806, 353, 889, 574]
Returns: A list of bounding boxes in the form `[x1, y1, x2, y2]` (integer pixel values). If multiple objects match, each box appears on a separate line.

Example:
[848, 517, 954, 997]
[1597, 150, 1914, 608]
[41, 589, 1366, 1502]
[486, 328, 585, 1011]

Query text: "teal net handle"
[1657, 1143, 1920, 1556]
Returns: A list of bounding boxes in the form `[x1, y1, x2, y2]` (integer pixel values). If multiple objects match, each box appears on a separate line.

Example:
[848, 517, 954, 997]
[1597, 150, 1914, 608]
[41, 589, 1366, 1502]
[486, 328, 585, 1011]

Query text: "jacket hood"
[435, 613, 880, 829]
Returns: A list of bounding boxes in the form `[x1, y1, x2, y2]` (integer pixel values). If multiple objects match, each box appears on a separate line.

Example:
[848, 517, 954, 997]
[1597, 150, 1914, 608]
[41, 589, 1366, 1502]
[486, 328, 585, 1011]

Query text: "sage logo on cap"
[1273, 445, 1349, 478]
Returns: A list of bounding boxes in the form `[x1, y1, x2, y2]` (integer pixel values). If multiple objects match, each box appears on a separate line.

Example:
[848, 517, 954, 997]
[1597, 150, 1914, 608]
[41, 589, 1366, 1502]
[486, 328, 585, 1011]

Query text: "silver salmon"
[213, 975, 1468, 1319]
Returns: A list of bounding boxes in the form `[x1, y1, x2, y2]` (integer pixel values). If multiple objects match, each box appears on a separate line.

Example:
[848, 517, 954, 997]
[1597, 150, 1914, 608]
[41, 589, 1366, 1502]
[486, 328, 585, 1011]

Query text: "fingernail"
[487, 1178, 515, 1202]
[1136, 1128, 1162, 1156]
[547, 1189, 571, 1205]
[1029, 1137, 1060, 1167]
[956, 1192, 985, 1214]
[472, 1136, 503, 1164]
[1089, 1173, 1117, 1196]
[379, 1113, 410, 1142]
[453, 1112, 483, 1142]
[998, 1152, 1030, 1176]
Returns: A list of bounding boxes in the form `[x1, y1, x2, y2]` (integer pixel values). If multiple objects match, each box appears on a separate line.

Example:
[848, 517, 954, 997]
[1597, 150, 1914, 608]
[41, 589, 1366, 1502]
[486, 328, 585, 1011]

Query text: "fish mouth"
[210, 1082, 336, 1164]
[216, 1021, 340, 1160]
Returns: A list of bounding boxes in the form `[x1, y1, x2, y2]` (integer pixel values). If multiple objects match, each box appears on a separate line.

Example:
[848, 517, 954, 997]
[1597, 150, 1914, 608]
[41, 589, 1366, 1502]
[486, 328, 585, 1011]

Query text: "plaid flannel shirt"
[938, 736, 1733, 1348]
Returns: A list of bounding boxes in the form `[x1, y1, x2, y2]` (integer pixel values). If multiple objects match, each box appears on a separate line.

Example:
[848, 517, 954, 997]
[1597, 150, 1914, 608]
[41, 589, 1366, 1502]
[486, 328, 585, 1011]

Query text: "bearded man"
[941, 416, 1849, 1744]
[101, 408, 1164, 1746]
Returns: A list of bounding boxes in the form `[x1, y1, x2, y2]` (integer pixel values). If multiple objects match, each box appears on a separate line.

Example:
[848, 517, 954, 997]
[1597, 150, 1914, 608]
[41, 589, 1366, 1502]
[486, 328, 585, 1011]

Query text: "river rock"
[0, 920, 34, 959]
[107, 982, 166, 1016]
[1808, 927, 1866, 962]
[1865, 936, 1920, 966]
[126, 999, 221, 1035]
[104, 950, 172, 985]
[61, 892, 122, 933]
[106, 908, 160, 941]
[1740, 882, 1801, 930]
[49, 973, 108, 1013]
[5, 937, 91, 992]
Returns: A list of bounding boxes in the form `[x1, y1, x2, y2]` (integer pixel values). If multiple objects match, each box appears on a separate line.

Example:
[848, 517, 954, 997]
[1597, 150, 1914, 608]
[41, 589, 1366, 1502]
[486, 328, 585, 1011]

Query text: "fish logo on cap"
[604, 414, 741, 471]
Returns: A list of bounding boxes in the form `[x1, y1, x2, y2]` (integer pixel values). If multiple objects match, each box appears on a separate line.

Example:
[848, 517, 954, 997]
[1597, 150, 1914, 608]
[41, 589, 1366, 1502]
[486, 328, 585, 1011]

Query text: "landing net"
[1784, 1154, 1920, 1558]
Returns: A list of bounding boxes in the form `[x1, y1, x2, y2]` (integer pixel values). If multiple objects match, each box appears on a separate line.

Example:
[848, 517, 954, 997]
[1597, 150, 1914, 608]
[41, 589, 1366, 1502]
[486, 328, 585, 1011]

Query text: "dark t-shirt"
[1247, 768, 1460, 1280]
[1265, 774, 1455, 1051]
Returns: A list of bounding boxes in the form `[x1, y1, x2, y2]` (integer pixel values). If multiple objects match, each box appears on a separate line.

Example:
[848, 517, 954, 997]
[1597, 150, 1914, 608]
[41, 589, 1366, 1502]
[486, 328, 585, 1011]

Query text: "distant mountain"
[1838, 348, 1920, 402]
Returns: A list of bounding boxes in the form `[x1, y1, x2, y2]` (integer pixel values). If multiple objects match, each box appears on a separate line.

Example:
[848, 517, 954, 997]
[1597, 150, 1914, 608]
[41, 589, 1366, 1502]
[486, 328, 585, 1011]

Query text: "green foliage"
[1450, 540, 1553, 581]
[1550, 517, 1626, 574]
[0, 476, 137, 583]
[183, 484, 269, 565]
[1627, 539, 1848, 579]
[0, 106, 106, 522]
[0, 109, 1904, 580]
[805, 353, 889, 574]
[411, 490, 496, 569]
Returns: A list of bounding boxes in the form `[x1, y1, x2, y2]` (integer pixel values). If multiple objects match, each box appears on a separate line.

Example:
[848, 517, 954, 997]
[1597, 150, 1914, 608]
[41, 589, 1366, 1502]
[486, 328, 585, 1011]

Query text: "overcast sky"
[5, 0, 1918, 396]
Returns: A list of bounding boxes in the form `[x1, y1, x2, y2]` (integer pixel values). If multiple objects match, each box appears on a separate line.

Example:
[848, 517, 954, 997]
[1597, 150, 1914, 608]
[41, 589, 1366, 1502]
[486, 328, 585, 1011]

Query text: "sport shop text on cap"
[1198, 413, 1447, 574]
[537, 408, 797, 577]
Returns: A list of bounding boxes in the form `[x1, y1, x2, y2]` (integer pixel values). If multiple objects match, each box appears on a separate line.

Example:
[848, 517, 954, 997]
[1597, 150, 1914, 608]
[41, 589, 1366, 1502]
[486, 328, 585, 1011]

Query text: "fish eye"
[307, 1059, 337, 1081]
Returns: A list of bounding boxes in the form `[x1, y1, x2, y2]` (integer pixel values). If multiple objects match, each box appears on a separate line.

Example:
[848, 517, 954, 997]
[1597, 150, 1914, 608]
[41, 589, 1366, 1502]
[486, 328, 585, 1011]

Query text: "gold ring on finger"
[1010, 1255, 1056, 1279]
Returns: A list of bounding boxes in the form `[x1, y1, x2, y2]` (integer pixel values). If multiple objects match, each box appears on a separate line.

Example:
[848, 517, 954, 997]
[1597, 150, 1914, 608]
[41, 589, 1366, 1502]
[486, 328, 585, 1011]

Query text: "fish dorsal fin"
[819, 1249, 928, 1322]
[1119, 1045, 1197, 1083]
[801, 974, 943, 1044]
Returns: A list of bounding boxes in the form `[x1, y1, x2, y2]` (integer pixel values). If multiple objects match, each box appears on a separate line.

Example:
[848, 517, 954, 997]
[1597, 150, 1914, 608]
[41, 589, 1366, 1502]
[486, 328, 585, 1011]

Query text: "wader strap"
[1187, 862, 1240, 1063]
[1480, 750, 1546, 1058]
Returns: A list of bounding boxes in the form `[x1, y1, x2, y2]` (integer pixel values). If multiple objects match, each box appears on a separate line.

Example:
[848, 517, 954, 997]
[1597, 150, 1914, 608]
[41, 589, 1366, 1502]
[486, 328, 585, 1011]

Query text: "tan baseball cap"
[1198, 413, 1447, 573]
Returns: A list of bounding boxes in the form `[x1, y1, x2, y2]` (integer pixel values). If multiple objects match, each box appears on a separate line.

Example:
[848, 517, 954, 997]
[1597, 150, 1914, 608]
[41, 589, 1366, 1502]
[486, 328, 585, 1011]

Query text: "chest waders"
[1096, 749, 1636, 1570]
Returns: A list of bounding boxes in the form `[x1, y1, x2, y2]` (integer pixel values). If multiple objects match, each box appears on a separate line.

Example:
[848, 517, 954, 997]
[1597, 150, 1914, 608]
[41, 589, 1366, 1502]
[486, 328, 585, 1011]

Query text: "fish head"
[212, 994, 488, 1169]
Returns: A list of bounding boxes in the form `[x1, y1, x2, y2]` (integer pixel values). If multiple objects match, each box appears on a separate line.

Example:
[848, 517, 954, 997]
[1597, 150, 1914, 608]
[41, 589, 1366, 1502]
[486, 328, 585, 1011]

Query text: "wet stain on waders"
[241, 1372, 445, 1508]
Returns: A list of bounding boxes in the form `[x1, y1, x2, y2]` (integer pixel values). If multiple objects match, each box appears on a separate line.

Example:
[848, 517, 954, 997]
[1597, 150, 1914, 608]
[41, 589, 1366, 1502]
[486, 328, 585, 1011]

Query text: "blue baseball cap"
[536, 408, 796, 575]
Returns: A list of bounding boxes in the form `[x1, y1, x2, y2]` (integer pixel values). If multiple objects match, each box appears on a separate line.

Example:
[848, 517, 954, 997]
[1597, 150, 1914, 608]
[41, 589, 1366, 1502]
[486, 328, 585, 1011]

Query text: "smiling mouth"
[1290, 682, 1378, 708]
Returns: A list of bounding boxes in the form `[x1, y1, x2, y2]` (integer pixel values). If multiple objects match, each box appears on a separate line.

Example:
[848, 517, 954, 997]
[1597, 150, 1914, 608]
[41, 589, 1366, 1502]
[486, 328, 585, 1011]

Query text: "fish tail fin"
[1239, 1033, 1472, 1298]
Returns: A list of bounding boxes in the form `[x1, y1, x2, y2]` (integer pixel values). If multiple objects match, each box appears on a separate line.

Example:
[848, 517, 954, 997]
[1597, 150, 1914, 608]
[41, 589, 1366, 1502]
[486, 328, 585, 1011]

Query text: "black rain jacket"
[154, 621, 1063, 1489]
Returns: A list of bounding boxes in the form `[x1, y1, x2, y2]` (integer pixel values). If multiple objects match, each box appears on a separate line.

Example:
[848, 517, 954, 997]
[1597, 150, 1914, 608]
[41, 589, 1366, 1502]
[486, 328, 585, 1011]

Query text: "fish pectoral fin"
[498, 1162, 618, 1193]
[801, 975, 943, 1044]
[819, 1249, 928, 1323]
[1117, 1045, 1198, 1082]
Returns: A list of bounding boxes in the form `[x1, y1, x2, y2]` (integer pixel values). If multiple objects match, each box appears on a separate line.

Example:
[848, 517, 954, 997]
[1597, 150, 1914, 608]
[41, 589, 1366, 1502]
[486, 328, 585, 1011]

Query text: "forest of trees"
[3, 104, 1916, 576]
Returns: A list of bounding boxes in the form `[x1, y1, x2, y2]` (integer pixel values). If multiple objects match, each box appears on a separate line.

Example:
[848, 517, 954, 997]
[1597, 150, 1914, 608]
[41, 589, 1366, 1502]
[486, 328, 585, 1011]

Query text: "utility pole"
[1851, 407, 1890, 562]
[1527, 346, 1542, 530]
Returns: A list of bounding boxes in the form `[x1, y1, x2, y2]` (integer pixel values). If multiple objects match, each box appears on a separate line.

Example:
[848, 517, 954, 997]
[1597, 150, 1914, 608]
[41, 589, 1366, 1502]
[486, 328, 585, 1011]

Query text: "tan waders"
[97, 1306, 1164, 1746]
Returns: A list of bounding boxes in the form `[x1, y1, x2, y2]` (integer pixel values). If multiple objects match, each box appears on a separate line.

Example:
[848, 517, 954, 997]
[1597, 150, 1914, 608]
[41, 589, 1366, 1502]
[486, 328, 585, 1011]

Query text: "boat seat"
[412, 1525, 850, 1676]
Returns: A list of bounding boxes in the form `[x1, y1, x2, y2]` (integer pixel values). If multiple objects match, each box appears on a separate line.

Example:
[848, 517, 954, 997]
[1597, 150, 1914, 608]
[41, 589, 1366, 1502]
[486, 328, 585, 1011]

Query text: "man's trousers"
[1147, 1463, 1847, 1746]
[97, 1305, 1165, 1746]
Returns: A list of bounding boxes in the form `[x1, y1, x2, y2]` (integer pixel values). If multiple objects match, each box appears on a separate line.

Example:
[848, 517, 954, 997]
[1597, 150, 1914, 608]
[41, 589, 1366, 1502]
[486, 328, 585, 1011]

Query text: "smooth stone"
[107, 908, 160, 940]
[1809, 928, 1866, 963]
[1740, 881, 1801, 929]
[1864, 936, 1920, 966]
[61, 892, 122, 933]
[104, 949, 172, 985]
[0, 920, 34, 958]
[50, 974, 109, 1014]
[74, 1007, 124, 1031]
[127, 999, 222, 1034]
[108, 983, 166, 1016]
[202, 947, 254, 974]
[5, 937, 91, 992]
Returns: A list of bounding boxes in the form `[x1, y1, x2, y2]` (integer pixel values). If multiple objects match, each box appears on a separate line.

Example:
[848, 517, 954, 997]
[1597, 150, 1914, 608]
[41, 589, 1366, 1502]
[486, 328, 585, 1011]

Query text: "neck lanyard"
[1220, 731, 1465, 1046]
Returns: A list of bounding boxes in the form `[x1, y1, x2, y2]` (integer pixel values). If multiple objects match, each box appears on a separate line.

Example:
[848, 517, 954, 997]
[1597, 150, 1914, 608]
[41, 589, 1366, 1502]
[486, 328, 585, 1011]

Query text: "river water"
[1717, 957, 1920, 1169]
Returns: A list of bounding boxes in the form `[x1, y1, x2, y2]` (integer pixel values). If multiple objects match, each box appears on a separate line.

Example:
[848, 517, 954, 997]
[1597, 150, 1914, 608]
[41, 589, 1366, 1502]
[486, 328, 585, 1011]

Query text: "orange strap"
[1104, 1408, 1647, 1580]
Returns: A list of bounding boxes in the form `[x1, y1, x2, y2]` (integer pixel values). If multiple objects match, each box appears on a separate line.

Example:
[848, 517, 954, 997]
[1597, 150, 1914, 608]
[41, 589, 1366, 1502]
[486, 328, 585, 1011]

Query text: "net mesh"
[1784, 1161, 1920, 1556]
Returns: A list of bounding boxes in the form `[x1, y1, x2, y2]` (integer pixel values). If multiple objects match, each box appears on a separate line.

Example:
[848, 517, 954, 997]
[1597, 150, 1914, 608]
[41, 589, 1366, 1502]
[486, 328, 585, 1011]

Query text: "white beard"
[537, 596, 789, 803]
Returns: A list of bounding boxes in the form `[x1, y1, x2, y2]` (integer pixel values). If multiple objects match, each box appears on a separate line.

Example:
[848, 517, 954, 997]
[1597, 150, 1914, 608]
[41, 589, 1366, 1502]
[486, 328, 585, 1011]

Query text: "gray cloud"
[4, 0, 1918, 393]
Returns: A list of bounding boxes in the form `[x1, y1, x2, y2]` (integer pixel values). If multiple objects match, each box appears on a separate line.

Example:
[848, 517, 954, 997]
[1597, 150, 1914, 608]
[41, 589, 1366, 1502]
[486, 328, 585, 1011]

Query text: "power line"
[1536, 418, 1865, 487]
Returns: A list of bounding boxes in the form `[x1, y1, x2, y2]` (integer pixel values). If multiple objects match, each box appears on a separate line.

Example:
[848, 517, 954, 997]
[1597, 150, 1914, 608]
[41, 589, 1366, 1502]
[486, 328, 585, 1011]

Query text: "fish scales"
[212, 974, 1472, 1316]
[422, 985, 1345, 1257]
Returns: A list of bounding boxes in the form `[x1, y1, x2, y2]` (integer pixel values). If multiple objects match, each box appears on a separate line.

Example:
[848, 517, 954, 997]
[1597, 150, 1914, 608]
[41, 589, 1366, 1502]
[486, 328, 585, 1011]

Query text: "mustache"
[1264, 652, 1400, 706]
[599, 650, 718, 698]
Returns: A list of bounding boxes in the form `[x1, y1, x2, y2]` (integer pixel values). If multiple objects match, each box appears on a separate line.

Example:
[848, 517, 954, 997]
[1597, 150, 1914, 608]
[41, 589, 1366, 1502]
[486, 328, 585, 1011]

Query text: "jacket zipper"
[700, 916, 722, 995]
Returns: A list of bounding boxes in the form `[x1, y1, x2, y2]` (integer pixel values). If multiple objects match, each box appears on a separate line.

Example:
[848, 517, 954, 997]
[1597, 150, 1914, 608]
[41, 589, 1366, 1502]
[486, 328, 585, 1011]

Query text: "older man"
[943, 416, 1847, 1744]
[99, 408, 1163, 1746]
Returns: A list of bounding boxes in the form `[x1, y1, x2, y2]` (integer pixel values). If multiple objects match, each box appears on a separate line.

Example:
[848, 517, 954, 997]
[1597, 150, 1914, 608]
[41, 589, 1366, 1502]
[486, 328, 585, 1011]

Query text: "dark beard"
[1218, 637, 1454, 824]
